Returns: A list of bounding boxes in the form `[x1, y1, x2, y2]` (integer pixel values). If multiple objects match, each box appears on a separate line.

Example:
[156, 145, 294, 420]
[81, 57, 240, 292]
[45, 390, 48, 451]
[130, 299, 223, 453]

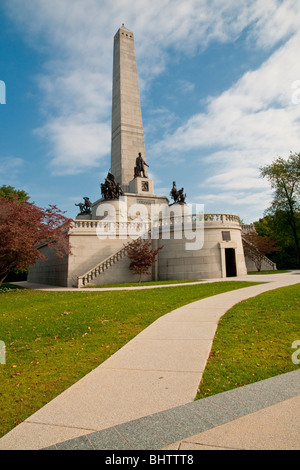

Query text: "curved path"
[0, 272, 299, 450]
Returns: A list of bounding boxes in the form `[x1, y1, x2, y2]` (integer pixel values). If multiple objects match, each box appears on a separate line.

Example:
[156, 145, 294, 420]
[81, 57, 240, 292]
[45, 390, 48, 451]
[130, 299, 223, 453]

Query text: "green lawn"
[83, 279, 202, 288]
[0, 280, 257, 438]
[248, 270, 291, 275]
[0, 283, 23, 292]
[196, 283, 300, 399]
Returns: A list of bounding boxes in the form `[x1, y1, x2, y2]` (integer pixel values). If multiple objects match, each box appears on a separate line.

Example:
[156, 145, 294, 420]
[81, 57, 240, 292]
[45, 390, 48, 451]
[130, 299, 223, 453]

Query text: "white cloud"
[205, 166, 267, 191]
[153, 30, 300, 189]
[249, 0, 300, 48]
[200, 190, 272, 206]
[3, 0, 117, 174]
[3, 0, 274, 176]
[195, 187, 275, 223]
[177, 80, 195, 94]
[35, 119, 111, 175]
[3, 0, 300, 224]
[0, 156, 24, 176]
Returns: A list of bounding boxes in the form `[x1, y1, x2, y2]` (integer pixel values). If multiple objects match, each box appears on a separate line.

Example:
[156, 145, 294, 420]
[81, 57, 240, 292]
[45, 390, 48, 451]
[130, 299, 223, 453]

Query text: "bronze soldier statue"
[100, 172, 123, 200]
[75, 197, 92, 214]
[170, 181, 186, 205]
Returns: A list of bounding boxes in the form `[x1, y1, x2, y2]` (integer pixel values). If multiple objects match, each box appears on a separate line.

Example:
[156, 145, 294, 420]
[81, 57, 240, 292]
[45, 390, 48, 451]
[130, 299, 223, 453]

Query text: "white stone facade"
[27, 27, 250, 287]
[28, 211, 248, 287]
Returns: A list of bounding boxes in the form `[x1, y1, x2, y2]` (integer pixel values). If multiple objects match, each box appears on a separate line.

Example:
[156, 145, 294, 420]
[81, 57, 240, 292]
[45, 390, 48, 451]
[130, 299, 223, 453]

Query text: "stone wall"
[84, 254, 152, 286]
[244, 256, 276, 272]
[156, 222, 247, 281]
[27, 245, 69, 287]
[28, 213, 248, 287]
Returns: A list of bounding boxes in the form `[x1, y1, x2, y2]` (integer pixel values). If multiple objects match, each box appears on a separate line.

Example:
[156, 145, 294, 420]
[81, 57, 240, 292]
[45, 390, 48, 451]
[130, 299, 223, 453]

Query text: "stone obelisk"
[110, 25, 148, 192]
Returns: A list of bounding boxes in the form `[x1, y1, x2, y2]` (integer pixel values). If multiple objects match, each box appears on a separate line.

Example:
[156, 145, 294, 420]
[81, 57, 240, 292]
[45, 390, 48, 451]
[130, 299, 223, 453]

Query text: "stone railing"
[242, 236, 277, 270]
[71, 213, 241, 233]
[201, 213, 240, 224]
[241, 224, 256, 232]
[72, 219, 149, 234]
[77, 244, 129, 287]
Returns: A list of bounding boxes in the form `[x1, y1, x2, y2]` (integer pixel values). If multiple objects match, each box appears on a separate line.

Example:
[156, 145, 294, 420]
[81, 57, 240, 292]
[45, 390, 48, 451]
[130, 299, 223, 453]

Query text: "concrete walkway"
[0, 272, 299, 450]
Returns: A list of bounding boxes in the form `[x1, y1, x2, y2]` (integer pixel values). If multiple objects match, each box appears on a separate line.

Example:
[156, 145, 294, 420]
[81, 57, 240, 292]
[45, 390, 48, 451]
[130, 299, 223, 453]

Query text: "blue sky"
[1, 0, 300, 223]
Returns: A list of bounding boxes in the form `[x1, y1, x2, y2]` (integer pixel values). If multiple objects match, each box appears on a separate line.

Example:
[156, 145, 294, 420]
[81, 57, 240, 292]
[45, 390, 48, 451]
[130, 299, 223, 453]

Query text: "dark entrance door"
[225, 248, 237, 277]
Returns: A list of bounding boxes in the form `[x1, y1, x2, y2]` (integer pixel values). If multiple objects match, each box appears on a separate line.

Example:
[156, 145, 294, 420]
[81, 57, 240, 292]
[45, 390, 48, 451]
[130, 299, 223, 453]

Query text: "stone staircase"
[77, 244, 129, 287]
[241, 236, 277, 271]
[77, 228, 153, 287]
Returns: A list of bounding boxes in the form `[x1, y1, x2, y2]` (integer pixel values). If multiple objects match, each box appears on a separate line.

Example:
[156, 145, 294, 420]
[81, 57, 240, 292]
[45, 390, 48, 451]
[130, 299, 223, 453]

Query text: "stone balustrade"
[72, 213, 241, 233]
[202, 213, 240, 224]
[241, 224, 256, 232]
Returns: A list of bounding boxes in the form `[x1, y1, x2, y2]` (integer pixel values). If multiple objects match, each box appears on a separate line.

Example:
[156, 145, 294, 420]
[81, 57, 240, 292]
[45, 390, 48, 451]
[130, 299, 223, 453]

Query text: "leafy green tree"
[255, 212, 300, 269]
[0, 185, 29, 203]
[260, 152, 300, 267]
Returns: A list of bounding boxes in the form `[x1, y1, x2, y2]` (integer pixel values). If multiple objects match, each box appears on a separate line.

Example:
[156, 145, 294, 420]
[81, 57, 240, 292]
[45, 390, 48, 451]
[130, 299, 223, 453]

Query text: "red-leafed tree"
[0, 197, 73, 286]
[125, 238, 163, 282]
[242, 230, 280, 272]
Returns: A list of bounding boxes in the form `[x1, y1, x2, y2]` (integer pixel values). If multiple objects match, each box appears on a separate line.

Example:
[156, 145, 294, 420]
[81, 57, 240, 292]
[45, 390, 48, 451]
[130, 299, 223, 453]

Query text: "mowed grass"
[248, 270, 291, 275]
[83, 279, 202, 288]
[0, 280, 257, 438]
[196, 283, 300, 400]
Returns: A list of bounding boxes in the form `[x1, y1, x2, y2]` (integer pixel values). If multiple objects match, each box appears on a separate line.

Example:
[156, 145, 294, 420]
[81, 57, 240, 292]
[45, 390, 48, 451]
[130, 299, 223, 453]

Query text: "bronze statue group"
[76, 152, 186, 214]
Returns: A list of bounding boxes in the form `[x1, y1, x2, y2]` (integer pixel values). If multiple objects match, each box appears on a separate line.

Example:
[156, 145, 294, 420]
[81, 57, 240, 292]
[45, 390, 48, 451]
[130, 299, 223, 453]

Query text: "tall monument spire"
[110, 26, 147, 191]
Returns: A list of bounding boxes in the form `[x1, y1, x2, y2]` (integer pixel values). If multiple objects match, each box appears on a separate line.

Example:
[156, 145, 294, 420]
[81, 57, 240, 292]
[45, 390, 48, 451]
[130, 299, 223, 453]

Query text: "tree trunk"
[0, 273, 8, 287]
